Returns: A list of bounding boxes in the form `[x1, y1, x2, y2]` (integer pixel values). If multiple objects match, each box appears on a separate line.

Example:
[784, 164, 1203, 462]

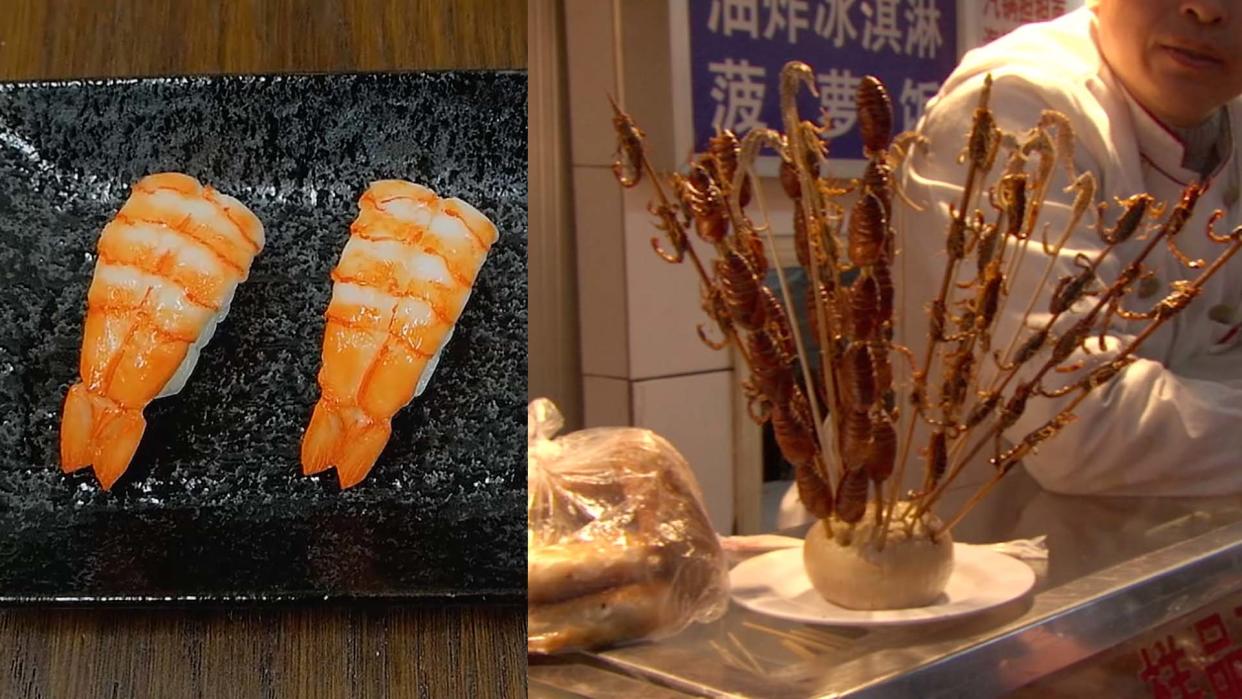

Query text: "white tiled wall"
[574, 166, 630, 379]
[563, 0, 617, 169]
[567, 0, 741, 533]
[622, 184, 732, 381]
[583, 375, 632, 428]
[632, 371, 735, 533]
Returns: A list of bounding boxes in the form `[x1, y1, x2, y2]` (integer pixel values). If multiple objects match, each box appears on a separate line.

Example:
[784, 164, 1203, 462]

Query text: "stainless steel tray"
[531, 470, 1242, 697]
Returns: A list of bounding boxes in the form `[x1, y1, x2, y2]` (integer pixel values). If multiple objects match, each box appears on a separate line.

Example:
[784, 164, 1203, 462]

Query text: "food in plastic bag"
[527, 398, 729, 654]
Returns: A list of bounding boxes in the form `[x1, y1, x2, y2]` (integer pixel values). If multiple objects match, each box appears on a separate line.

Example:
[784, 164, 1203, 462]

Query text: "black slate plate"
[0, 72, 527, 604]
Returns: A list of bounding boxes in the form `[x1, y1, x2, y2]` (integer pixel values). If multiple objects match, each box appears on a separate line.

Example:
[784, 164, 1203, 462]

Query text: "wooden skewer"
[939, 231, 1242, 536]
[742, 621, 839, 651]
[751, 159, 837, 480]
[781, 639, 817, 661]
[787, 627, 850, 648]
[921, 188, 1202, 518]
[729, 631, 766, 675]
[709, 640, 748, 671]
[885, 77, 999, 544]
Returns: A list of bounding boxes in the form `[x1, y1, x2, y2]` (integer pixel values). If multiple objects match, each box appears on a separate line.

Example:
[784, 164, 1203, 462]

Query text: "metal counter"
[529, 469, 1242, 698]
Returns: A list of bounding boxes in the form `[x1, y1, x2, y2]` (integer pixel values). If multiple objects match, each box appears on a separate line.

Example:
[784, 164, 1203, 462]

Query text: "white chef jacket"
[895, 7, 1242, 497]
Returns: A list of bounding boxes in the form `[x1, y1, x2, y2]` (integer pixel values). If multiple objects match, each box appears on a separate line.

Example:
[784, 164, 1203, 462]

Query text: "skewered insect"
[796, 460, 835, 519]
[850, 272, 882, 339]
[940, 348, 974, 409]
[974, 224, 1001, 277]
[609, 95, 646, 188]
[866, 416, 897, 482]
[717, 248, 766, 330]
[806, 278, 835, 344]
[844, 343, 878, 407]
[834, 467, 870, 524]
[960, 76, 999, 169]
[946, 214, 967, 260]
[612, 66, 1239, 591]
[1000, 173, 1028, 238]
[929, 299, 947, 341]
[1050, 315, 1096, 366]
[999, 381, 1033, 430]
[772, 396, 816, 470]
[645, 197, 691, 264]
[849, 193, 888, 267]
[924, 430, 948, 489]
[680, 161, 729, 243]
[965, 392, 1000, 428]
[780, 158, 802, 199]
[874, 261, 894, 326]
[863, 159, 893, 216]
[998, 327, 1049, 371]
[748, 327, 794, 406]
[842, 408, 873, 469]
[858, 76, 894, 156]
[1098, 193, 1155, 244]
[1050, 254, 1098, 313]
[709, 129, 752, 208]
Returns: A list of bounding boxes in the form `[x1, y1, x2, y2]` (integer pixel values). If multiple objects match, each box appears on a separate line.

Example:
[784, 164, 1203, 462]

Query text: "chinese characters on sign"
[1136, 606, 1242, 698]
[691, 0, 958, 163]
[978, 0, 1071, 44]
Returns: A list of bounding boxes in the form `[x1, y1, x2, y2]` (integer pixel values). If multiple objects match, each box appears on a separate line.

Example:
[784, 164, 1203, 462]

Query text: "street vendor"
[894, 0, 1242, 496]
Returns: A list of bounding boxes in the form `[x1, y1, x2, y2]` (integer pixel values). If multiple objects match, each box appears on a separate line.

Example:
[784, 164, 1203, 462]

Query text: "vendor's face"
[1094, 0, 1242, 127]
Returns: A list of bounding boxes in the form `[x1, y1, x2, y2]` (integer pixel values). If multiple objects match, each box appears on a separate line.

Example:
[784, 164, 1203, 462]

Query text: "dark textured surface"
[0, 72, 527, 603]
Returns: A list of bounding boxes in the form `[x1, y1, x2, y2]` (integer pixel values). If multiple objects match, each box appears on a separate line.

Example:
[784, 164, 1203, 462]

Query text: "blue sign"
[688, 0, 958, 161]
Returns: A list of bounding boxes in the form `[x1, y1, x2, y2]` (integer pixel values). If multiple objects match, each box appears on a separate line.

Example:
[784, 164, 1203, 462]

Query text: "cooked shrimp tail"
[301, 181, 499, 489]
[59, 172, 264, 490]
[301, 400, 392, 488]
[60, 384, 147, 490]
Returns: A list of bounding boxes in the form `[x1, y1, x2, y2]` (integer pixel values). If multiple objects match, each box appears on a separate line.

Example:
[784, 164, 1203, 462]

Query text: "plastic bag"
[527, 398, 729, 654]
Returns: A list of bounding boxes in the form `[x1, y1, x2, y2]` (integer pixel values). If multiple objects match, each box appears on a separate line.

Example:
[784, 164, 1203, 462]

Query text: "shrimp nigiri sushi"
[60, 173, 265, 490]
[302, 180, 499, 488]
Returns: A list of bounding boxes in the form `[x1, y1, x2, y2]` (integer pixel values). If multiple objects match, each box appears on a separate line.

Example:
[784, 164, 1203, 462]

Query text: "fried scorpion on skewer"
[608, 63, 1240, 551]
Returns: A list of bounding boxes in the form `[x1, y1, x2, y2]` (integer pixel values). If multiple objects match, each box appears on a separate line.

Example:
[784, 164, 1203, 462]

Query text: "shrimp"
[60, 173, 265, 490]
[301, 181, 499, 488]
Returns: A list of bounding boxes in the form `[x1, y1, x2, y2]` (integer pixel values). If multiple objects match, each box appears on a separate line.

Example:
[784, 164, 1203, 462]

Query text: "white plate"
[729, 543, 1036, 626]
